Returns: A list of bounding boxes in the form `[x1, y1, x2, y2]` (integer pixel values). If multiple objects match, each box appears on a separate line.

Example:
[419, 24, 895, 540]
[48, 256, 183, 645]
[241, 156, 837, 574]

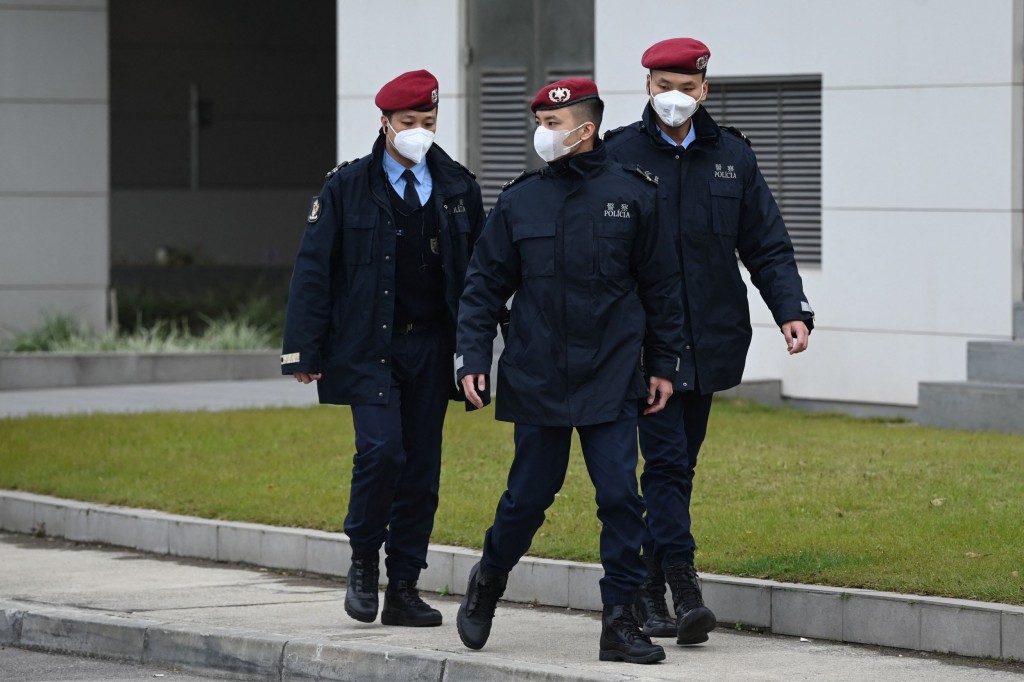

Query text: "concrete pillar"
[0, 0, 110, 338]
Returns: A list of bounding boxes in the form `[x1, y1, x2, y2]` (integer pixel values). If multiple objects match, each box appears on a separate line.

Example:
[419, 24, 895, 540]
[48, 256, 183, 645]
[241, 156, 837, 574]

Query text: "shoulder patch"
[626, 165, 659, 185]
[501, 168, 541, 191]
[306, 196, 322, 223]
[325, 157, 359, 179]
[723, 126, 752, 147]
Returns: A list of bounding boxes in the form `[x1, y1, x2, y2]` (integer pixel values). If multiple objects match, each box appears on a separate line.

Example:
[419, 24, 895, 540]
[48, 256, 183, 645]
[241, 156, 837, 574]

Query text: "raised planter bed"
[0, 351, 280, 391]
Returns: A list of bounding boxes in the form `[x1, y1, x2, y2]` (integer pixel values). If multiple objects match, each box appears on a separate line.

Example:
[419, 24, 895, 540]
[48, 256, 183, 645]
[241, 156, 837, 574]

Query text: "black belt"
[395, 320, 443, 336]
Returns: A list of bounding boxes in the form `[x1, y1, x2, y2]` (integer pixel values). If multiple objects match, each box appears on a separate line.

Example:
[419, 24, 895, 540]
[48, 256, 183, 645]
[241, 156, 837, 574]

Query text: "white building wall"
[0, 0, 109, 336]
[336, 0, 466, 166]
[596, 0, 1023, 406]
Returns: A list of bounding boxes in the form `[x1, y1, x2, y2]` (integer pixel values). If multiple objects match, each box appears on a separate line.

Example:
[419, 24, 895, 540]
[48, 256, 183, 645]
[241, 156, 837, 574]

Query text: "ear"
[580, 121, 598, 141]
[645, 74, 652, 97]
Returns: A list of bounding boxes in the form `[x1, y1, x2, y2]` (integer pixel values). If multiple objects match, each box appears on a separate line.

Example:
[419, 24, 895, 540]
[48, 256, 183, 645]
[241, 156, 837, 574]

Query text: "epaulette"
[325, 157, 359, 179]
[603, 121, 642, 141]
[455, 160, 477, 179]
[603, 125, 628, 140]
[501, 168, 542, 191]
[626, 165, 659, 185]
[722, 126, 751, 147]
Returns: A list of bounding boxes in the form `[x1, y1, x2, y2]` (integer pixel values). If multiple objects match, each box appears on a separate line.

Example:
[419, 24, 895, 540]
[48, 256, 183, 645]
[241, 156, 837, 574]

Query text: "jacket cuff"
[455, 353, 491, 382]
[645, 353, 679, 380]
[280, 351, 321, 375]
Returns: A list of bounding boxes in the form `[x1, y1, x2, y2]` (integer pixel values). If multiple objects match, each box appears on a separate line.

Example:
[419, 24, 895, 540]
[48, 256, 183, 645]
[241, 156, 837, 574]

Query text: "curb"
[0, 351, 279, 391]
[0, 601, 658, 682]
[2, 490, 1022, 664]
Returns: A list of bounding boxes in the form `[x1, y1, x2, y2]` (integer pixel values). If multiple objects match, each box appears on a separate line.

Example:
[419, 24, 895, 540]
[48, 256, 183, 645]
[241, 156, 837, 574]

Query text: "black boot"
[665, 562, 716, 645]
[633, 557, 676, 638]
[381, 579, 442, 627]
[598, 604, 666, 664]
[456, 561, 507, 650]
[344, 554, 380, 623]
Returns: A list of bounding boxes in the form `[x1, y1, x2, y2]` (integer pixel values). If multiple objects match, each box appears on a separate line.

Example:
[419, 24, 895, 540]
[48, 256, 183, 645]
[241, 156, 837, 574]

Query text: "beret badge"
[548, 87, 571, 104]
[431, 88, 439, 104]
[696, 55, 709, 70]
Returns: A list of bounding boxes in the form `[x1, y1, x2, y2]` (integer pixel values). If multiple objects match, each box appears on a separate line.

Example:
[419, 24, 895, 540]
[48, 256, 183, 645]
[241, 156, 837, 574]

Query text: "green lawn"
[1, 399, 1022, 605]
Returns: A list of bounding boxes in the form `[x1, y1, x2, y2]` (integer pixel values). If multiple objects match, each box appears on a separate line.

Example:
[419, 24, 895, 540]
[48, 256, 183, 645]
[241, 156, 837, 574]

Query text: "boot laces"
[470, 578, 503, 619]
[393, 583, 429, 609]
[677, 566, 705, 612]
[641, 581, 673, 620]
[351, 558, 378, 592]
[613, 609, 653, 644]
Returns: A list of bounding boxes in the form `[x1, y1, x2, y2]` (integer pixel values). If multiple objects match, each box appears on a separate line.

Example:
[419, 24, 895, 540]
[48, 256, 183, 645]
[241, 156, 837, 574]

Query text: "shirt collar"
[382, 148, 429, 185]
[658, 119, 698, 149]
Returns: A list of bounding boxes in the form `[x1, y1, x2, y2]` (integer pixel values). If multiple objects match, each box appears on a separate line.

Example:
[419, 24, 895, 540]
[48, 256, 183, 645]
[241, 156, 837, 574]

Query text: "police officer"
[454, 78, 684, 664]
[281, 69, 484, 627]
[604, 38, 815, 645]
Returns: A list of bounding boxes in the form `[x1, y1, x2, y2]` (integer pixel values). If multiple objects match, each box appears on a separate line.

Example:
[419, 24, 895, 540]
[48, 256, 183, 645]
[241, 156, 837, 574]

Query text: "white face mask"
[533, 123, 586, 163]
[387, 122, 435, 164]
[650, 87, 704, 128]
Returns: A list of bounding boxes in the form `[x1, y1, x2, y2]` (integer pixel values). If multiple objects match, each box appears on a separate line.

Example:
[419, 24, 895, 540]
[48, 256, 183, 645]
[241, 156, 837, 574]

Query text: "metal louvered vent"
[544, 68, 593, 83]
[479, 70, 529, 207]
[703, 77, 822, 266]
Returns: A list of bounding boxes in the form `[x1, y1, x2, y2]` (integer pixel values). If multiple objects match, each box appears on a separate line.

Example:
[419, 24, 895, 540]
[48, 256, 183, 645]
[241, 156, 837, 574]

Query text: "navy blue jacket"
[456, 142, 684, 427]
[281, 135, 484, 405]
[604, 104, 814, 394]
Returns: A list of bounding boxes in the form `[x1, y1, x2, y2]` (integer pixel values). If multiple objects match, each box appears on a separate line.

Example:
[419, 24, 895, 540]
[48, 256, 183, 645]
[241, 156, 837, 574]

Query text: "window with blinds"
[702, 77, 822, 266]
[478, 70, 529, 207]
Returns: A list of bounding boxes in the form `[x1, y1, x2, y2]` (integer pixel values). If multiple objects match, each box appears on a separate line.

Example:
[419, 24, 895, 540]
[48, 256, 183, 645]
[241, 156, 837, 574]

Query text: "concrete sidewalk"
[3, 533, 1022, 682]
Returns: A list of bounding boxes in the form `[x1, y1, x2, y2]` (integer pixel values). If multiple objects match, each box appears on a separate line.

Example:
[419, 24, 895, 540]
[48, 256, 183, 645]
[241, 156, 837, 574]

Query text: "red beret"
[531, 77, 600, 113]
[375, 69, 439, 112]
[641, 38, 711, 74]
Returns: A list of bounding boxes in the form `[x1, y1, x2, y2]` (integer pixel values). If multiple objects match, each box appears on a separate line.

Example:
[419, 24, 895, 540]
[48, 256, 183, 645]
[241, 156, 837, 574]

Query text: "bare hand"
[461, 373, 488, 408]
[294, 372, 322, 384]
[782, 320, 809, 355]
[644, 376, 674, 415]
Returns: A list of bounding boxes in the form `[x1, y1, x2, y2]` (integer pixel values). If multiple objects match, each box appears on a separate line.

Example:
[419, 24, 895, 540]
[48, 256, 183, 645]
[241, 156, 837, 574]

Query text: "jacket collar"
[547, 138, 608, 178]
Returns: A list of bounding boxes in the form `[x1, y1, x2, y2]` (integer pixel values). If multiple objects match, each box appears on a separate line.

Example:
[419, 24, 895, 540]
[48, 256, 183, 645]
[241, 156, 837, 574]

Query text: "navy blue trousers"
[345, 329, 450, 582]
[637, 390, 714, 568]
[480, 403, 647, 605]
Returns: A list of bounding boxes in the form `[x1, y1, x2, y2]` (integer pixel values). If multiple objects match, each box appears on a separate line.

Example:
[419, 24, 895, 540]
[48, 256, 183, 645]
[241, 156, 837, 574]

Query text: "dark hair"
[649, 68, 707, 79]
[567, 96, 604, 132]
[381, 105, 439, 121]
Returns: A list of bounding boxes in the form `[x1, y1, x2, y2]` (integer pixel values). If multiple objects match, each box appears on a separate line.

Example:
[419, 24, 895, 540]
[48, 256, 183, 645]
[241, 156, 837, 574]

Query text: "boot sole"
[644, 624, 678, 638]
[598, 648, 666, 664]
[456, 607, 488, 650]
[677, 608, 716, 645]
[381, 612, 442, 627]
[344, 599, 378, 624]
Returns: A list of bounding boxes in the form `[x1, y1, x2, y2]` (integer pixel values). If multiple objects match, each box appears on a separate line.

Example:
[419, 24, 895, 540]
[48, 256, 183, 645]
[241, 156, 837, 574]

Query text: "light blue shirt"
[658, 119, 697, 149]
[382, 150, 432, 206]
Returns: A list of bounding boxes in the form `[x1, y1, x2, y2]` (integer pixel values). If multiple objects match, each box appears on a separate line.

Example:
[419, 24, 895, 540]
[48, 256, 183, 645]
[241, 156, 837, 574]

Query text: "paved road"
[0, 646, 224, 682]
[2, 534, 1022, 682]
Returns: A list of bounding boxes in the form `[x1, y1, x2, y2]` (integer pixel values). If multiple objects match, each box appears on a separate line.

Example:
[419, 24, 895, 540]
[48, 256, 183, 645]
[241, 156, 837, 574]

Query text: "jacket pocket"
[341, 214, 376, 265]
[709, 182, 741, 236]
[595, 220, 633, 277]
[513, 222, 556, 277]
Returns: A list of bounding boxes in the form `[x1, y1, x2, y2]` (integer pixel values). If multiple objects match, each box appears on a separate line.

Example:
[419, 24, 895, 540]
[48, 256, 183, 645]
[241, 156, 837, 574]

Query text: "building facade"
[2, 0, 1021, 411]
